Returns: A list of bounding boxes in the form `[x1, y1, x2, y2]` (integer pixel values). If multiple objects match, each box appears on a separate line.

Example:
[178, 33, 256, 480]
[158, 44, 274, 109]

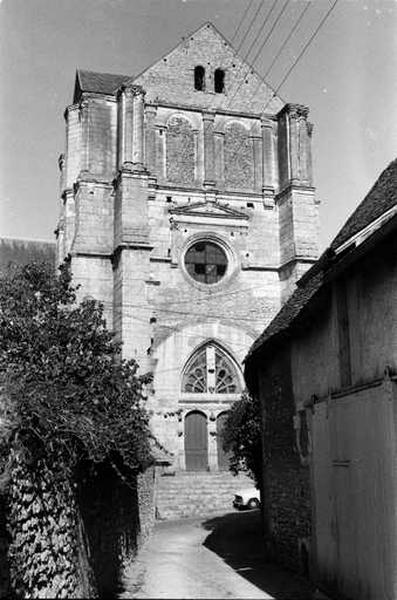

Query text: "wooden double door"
[184, 410, 230, 471]
[185, 411, 208, 471]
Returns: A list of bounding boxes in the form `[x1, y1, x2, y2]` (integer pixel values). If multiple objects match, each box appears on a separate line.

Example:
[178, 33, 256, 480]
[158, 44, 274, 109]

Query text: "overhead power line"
[223, 0, 279, 110]
[231, 0, 256, 43]
[236, 0, 266, 53]
[263, 1, 312, 79]
[261, 0, 339, 113]
[242, 0, 280, 63]
[250, 0, 291, 67]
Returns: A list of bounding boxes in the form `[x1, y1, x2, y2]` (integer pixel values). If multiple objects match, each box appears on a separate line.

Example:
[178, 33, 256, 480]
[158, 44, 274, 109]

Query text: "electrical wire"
[223, 0, 279, 110]
[236, 0, 266, 53]
[231, 0, 256, 43]
[260, 0, 339, 114]
[263, 1, 311, 79]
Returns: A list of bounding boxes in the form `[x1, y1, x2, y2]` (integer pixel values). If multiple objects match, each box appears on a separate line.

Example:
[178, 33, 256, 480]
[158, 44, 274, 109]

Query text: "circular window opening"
[185, 241, 227, 284]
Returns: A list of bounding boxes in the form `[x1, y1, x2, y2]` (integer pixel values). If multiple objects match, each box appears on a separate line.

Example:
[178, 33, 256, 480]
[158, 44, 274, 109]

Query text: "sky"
[0, 0, 396, 250]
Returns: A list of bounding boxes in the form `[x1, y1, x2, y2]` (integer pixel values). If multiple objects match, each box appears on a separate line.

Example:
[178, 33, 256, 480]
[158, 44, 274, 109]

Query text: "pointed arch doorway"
[184, 411, 208, 471]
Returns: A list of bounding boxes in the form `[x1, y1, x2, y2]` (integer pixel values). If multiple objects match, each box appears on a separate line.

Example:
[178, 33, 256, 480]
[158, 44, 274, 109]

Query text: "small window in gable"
[194, 66, 205, 91]
[214, 69, 225, 93]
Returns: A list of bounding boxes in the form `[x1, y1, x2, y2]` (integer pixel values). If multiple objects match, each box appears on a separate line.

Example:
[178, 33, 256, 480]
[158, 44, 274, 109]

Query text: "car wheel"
[247, 498, 259, 509]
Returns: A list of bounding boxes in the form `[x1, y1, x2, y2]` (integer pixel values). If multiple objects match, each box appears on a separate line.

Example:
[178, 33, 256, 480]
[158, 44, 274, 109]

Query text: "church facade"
[56, 23, 319, 472]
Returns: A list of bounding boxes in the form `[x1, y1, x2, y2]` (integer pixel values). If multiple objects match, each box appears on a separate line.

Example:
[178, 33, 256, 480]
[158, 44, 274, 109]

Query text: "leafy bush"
[0, 261, 152, 479]
[222, 391, 262, 487]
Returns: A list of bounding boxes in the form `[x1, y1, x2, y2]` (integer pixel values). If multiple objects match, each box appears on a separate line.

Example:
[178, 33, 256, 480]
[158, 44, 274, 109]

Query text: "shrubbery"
[0, 261, 152, 482]
[222, 391, 262, 487]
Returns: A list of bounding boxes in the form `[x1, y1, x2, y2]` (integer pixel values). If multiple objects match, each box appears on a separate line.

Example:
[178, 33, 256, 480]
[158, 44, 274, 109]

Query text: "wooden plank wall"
[312, 381, 396, 600]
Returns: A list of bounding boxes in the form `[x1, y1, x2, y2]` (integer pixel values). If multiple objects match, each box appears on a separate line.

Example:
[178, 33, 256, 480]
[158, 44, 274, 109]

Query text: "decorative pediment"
[169, 200, 249, 221]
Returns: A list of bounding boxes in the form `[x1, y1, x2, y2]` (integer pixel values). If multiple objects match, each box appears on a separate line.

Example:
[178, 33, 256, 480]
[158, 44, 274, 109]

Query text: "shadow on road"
[202, 510, 315, 600]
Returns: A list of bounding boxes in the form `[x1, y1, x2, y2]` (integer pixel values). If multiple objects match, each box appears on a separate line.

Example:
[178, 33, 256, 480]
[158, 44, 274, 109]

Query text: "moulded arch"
[166, 112, 195, 130]
[181, 340, 243, 394]
[224, 118, 251, 133]
[151, 322, 255, 400]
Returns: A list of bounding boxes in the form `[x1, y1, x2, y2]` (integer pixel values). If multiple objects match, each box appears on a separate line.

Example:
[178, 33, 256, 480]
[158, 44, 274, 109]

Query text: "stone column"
[214, 131, 225, 188]
[279, 104, 310, 185]
[132, 85, 145, 171]
[145, 104, 157, 179]
[202, 111, 215, 188]
[252, 134, 262, 192]
[261, 118, 274, 190]
[117, 85, 134, 170]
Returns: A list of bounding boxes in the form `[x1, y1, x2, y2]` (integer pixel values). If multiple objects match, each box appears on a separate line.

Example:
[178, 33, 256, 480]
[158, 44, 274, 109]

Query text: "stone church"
[56, 22, 319, 475]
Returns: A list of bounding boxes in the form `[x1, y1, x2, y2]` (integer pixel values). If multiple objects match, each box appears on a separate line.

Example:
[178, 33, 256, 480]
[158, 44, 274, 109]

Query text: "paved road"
[120, 510, 316, 599]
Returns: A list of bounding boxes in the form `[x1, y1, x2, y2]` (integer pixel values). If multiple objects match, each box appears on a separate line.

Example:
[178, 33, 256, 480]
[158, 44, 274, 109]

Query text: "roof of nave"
[0, 237, 55, 272]
[73, 22, 284, 115]
[73, 70, 131, 103]
[245, 158, 397, 369]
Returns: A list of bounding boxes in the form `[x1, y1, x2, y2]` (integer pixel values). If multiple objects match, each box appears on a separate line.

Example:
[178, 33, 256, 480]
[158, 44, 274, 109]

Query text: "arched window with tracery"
[182, 344, 241, 394]
[166, 116, 195, 184]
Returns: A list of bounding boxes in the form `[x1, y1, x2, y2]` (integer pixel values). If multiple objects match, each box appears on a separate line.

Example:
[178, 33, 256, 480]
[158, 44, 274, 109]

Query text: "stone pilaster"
[252, 134, 262, 192]
[117, 86, 134, 170]
[113, 169, 153, 372]
[277, 104, 312, 189]
[132, 85, 145, 171]
[261, 118, 275, 190]
[214, 131, 225, 188]
[276, 103, 319, 301]
[202, 111, 215, 188]
[64, 104, 81, 189]
[145, 104, 157, 180]
[79, 100, 90, 176]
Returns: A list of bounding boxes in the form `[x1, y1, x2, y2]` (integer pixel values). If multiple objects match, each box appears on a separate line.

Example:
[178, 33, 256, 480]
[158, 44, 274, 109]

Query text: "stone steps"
[155, 471, 253, 520]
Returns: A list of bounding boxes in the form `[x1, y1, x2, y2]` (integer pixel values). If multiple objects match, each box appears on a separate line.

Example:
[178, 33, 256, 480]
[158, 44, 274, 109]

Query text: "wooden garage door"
[185, 411, 208, 471]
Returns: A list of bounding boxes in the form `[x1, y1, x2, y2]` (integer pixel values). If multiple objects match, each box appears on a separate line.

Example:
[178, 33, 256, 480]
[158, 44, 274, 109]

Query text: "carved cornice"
[118, 83, 146, 98]
[277, 103, 309, 120]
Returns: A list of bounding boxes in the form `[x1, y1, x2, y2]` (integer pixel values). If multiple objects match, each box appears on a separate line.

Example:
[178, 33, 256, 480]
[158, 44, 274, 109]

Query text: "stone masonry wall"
[258, 348, 312, 574]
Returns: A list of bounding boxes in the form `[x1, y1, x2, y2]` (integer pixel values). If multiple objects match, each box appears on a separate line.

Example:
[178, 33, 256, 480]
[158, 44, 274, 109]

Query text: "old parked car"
[233, 487, 260, 510]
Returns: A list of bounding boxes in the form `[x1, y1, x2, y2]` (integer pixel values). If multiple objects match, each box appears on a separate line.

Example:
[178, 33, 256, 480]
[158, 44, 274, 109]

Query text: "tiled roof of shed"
[245, 158, 397, 364]
[331, 158, 397, 250]
[245, 269, 324, 361]
[75, 69, 131, 98]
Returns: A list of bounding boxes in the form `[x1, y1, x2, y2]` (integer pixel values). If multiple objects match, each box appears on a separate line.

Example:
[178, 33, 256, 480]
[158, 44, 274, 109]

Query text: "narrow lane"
[120, 511, 316, 599]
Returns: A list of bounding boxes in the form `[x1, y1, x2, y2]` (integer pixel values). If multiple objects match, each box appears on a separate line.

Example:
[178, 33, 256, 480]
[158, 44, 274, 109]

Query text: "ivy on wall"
[0, 261, 154, 597]
[221, 391, 262, 487]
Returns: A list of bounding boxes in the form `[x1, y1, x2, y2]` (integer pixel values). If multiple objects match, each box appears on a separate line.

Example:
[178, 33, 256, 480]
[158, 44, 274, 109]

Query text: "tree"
[0, 261, 152, 477]
[222, 391, 262, 487]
